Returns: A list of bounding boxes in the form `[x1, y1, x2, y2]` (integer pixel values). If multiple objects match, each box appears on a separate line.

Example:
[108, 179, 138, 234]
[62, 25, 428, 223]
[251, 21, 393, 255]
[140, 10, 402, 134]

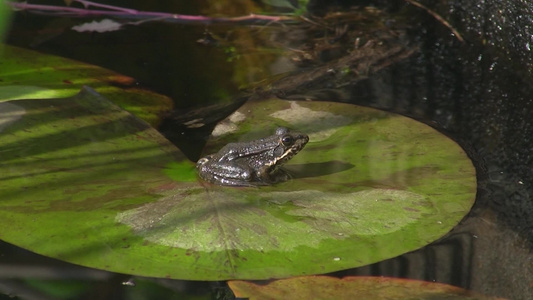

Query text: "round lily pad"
[0, 93, 475, 280]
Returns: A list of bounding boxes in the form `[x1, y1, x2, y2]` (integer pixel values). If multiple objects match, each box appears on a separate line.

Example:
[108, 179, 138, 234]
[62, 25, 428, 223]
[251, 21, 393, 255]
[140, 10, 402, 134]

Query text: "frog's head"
[269, 127, 309, 168]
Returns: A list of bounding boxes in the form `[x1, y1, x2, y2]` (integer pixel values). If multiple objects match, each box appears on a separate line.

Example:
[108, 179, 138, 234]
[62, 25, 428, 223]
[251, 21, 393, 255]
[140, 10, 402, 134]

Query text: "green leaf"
[0, 44, 172, 127]
[0, 4, 12, 41]
[0, 87, 197, 277]
[0, 94, 476, 280]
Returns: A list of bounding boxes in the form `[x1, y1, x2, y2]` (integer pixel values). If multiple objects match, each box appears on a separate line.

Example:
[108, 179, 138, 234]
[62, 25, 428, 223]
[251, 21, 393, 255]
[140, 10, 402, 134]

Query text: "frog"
[196, 127, 309, 186]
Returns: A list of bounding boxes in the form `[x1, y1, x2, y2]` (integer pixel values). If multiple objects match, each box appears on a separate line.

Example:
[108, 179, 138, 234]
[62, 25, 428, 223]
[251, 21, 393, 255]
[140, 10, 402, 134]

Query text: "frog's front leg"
[256, 165, 290, 184]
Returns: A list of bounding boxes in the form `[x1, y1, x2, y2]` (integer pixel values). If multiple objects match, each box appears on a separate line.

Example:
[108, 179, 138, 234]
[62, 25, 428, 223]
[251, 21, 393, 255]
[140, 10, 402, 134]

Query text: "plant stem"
[6, 0, 295, 25]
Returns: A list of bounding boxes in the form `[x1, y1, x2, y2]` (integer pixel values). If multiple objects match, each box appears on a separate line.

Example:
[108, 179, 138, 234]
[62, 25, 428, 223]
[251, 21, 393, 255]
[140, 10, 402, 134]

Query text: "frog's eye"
[281, 135, 294, 146]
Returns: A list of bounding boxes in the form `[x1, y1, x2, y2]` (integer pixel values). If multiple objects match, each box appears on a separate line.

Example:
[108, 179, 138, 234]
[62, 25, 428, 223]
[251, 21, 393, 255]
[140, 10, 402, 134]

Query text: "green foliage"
[0, 42, 475, 281]
[0, 4, 12, 41]
[0, 44, 173, 127]
[0, 91, 475, 280]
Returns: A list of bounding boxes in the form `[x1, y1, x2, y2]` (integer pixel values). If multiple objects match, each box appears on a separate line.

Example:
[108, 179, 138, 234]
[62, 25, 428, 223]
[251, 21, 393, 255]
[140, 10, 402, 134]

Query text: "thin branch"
[404, 0, 464, 42]
[73, 0, 138, 13]
[6, 0, 295, 25]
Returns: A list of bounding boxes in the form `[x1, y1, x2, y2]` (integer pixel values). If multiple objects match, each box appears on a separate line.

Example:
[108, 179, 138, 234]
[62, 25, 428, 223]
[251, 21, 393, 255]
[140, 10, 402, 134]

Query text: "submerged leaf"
[72, 19, 123, 33]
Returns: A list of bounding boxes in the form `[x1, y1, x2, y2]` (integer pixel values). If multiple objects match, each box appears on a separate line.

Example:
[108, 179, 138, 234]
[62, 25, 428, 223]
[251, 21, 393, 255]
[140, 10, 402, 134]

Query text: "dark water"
[3, 0, 532, 299]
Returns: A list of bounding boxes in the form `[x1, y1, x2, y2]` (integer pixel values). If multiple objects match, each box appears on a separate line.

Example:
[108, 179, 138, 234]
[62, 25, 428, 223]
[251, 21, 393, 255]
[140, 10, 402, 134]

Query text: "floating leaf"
[228, 276, 505, 300]
[116, 99, 476, 279]
[0, 87, 197, 276]
[0, 44, 172, 126]
[0, 91, 476, 280]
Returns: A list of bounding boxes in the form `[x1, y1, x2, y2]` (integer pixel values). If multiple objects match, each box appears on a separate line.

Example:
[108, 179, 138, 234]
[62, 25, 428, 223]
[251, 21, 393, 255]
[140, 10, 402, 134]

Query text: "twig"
[404, 0, 464, 42]
[73, 0, 138, 13]
[6, 0, 295, 25]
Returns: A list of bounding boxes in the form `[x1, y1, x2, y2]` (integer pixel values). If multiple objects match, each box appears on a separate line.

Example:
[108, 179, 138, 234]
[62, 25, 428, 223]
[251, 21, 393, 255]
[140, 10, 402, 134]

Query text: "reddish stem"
[6, 0, 295, 25]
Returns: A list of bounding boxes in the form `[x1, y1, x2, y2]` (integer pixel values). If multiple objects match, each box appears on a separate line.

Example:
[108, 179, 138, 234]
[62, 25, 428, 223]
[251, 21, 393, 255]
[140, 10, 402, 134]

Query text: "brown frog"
[196, 127, 309, 186]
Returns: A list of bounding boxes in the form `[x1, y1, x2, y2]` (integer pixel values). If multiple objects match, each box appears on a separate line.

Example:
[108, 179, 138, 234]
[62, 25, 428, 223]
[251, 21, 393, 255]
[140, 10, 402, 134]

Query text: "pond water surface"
[2, 1, 532, 299]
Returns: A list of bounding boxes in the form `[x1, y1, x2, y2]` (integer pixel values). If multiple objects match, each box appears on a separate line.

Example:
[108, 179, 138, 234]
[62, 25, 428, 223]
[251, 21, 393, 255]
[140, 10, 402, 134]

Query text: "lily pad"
[117, 99, 476, 279]
[228, 276, 503, 300]
[0, 91, 475, 280]
[0, 87, 195, 275]
[0, 44, 172, 126]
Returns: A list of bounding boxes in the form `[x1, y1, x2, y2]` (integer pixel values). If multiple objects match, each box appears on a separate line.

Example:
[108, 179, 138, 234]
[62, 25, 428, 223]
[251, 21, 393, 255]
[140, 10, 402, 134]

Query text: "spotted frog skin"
[196, 127, 309, 186]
